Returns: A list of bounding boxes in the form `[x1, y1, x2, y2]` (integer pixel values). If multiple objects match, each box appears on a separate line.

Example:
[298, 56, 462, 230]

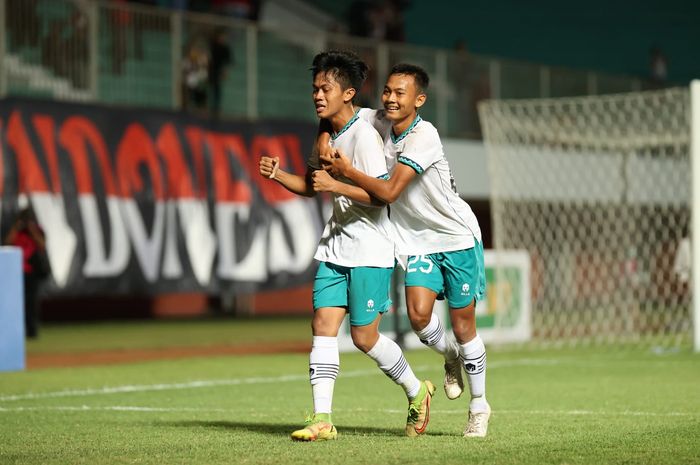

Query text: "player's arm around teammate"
[317, 64, 491, 438]
[316, 71, 478, 344]
[319, 147, 477, 343]
[260, 52, 435, 441]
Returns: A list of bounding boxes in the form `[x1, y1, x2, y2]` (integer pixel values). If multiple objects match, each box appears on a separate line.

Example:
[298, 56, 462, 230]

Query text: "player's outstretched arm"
[259, 156, 315, 197]
[322, 150, 416, 204]
[311, 170, 384, 206]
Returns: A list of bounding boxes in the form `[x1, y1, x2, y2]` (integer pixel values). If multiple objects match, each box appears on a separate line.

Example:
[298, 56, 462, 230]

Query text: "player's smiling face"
[381, 73, 425, 123]
[312, 72, 352, 119]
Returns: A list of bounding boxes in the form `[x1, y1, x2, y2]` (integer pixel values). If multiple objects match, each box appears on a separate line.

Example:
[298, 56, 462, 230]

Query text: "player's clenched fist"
[311, 169, 337, 192]
[259, 156, 280, 179]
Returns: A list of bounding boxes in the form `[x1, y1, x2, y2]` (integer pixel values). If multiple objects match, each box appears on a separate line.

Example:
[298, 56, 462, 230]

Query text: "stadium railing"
[0, 0, 648, 139]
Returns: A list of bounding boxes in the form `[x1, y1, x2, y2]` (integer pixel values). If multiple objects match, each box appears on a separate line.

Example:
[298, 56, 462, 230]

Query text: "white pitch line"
[0, 367, 390, 402]
[347, 408, 696, 417]
[0, 405, 229, 413]
[0, 359, 559, 403]
[0, 374, 305, 402]
[0, 405, 694, 418]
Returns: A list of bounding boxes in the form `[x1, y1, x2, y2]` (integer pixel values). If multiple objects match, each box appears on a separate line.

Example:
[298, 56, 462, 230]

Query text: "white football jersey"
[310, 113, 395, 268]
[358, 108, 482, 255]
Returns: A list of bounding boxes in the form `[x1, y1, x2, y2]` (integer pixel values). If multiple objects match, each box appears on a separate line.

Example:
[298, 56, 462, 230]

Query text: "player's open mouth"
[315, 104, 326, 113]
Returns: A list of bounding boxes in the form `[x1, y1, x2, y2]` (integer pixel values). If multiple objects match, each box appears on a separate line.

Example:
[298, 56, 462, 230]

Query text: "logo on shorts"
[367, 299, 375, 312]
[461, 283, 470, 296]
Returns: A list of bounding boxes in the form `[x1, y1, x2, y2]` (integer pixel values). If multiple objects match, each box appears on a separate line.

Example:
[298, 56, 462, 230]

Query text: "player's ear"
[343, 87, 357, 104]
[415, 92, 426, 109]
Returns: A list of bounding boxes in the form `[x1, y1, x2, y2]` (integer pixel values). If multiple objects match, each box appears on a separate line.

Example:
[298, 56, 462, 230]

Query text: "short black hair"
[389, 63, 429, 93]
[311, 50, 369, 92]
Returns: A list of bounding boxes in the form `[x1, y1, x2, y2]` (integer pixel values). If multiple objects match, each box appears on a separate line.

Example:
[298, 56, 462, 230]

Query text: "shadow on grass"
[161, 420, 452, 438]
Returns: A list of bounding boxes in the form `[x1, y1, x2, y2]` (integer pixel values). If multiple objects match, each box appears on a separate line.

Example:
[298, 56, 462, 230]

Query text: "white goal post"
[691, 80, 700, 353]
[479, 83, 698, 350]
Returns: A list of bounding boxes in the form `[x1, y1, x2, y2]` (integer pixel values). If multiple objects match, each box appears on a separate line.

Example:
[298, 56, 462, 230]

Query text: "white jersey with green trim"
[309, 113, 395, 268]
[358, 108, 482, 255]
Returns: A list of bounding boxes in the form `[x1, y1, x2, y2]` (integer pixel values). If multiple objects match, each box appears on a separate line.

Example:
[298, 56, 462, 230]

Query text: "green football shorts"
[404, 241, 486, 309]
[313, 261, 393, 326]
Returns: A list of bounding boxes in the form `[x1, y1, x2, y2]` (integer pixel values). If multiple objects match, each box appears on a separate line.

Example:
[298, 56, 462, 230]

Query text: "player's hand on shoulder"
[311, 169, 337, 192]
[259, 156, 280, 179]
[321, 148, 351, 178]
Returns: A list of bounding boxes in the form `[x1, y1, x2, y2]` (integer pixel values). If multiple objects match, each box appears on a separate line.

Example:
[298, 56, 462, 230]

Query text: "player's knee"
[350, 327, 378, 353]
[407, 306, 432, 331]
[451, 302, 477, 343]
[311, 314, 336, 336]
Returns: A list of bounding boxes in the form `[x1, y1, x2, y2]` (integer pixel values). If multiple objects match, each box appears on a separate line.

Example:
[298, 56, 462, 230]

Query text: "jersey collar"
[331, 110, 360, 140]
[391, 114, 422, 144]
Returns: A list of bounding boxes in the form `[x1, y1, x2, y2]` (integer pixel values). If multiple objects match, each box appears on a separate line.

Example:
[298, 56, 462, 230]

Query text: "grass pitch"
[0, 318, 699, 465]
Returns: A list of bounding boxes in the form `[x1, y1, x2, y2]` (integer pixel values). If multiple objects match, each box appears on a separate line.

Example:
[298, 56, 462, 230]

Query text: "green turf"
[1, 321, 699, 465]
[25, 316, 310, 353]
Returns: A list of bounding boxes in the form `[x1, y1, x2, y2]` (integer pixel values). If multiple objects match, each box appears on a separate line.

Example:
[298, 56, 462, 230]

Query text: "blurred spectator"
[66, 5, 90, 88]
[39, 2, 89, 87]
[452, 39, 474, 136]
[385, 0, 407, 42]
[182, 40, 209, 114]
[42, 20, 67, 79]
[208, 28, 233, 120]
[347, 0, 407, 41]
[356, 49, 379, 108]
[471, 70, 491, 139]
[7, 0, 39, 48]
[3, 205, 50, 339]
[110, 0, 133, 74]
[131, 1, 150, 60]
[346, 0, 372, 37]
[649, 45, 668, 88]
[454, 39, 470, 66]
[367, 2, 390, 40]
[673, 227, 690, 286]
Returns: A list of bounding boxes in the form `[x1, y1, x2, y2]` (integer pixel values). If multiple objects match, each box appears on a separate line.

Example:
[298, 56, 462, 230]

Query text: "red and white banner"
[0, 98, 325, 296]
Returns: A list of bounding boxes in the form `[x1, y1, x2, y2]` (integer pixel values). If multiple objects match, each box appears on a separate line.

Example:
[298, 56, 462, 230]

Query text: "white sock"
[458, 335, 488, 412]
[309, 336, 339, 415]
[367, 333, 421, 399]
[415, 312, 459, 361]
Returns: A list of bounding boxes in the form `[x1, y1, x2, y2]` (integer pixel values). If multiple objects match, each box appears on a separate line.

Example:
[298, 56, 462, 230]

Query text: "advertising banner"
[0, 98, 324, 296]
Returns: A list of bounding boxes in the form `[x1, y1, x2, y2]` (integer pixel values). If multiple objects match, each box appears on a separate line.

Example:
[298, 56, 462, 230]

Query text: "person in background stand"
[208, 28, 233, 120]
[3, 205, 50, 339]
[649, 45, 668, 89]
[182, 40, 209, 114]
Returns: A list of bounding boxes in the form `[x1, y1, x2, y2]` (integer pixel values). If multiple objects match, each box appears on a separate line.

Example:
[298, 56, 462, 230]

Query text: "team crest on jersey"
[461, 283, 470, 296]
[367, 299, 375, 312]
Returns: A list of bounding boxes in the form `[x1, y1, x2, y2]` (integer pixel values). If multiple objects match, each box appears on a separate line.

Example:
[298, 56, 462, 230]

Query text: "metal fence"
[0, 0, 647, 139]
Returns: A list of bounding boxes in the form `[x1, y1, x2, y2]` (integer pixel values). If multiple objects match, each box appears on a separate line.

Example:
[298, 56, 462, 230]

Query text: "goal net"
[478, 87, 693, 348]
